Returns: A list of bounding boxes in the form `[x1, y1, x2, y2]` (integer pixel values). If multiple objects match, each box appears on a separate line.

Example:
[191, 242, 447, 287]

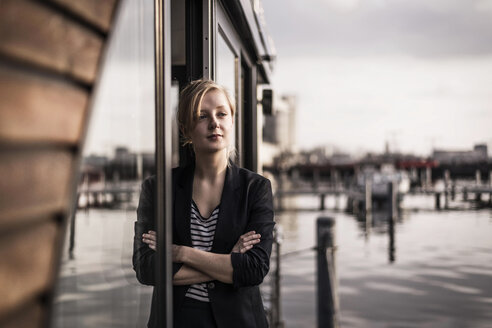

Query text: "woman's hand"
[231, 231, 261, 254]
[142, 231, 185, 263]
[142, 230, 156, 251]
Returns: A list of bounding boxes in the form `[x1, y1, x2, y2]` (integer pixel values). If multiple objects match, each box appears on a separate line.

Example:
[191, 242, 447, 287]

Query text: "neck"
[194, 149, 228, 180]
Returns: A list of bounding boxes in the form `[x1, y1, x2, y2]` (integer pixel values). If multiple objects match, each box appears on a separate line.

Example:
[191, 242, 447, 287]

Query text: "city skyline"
[263, 0, 492, 156]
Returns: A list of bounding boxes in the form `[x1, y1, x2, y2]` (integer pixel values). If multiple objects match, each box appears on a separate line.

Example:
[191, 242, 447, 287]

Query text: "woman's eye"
[218, 112, 227, 117]
[198, 114, 207, 119]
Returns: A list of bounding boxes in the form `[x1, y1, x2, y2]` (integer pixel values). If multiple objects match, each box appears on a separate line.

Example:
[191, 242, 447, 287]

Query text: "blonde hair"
[177, 79, 237, 160]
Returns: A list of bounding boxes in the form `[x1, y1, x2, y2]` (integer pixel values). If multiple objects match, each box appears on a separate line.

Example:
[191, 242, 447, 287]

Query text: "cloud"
[269, 54, 492, 154]
[262, 0, 492, 58]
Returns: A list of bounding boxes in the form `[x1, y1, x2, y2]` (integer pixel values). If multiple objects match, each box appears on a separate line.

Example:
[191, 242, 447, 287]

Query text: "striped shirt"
[184, 200, 219, 302]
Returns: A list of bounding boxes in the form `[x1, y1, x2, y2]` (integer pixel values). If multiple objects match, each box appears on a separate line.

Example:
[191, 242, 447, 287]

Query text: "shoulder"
[141, 166, 189, 190]
[141, 174, 156, 191]
[234, 165, 272, 191]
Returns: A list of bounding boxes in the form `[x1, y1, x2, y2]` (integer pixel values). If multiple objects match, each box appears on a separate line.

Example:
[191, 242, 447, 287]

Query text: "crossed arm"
[133, 176, 275, 288]
[142, 230, 260, 285]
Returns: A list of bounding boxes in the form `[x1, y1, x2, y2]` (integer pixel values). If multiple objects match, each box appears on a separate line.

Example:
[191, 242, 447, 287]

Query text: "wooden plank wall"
[0, 0, 119, 326]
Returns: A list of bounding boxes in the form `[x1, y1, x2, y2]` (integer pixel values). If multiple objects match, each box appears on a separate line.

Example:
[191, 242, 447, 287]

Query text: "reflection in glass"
[216, 32, 238, 161]
[53, 0, 155, 326]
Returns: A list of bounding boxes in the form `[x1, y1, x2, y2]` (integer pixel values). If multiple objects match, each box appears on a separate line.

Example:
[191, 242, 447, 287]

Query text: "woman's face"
[190, 89, 234, 155]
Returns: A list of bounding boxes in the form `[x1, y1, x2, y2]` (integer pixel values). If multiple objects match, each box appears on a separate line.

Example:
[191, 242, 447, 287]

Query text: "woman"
[132, 79, 275, 327]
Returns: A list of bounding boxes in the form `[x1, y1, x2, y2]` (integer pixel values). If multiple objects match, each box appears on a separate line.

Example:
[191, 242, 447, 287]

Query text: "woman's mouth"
[207, 134, 222, 141]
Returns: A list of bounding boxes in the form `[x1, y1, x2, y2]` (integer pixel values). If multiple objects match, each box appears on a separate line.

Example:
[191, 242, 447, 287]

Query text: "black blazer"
[133, 163, 275, 328]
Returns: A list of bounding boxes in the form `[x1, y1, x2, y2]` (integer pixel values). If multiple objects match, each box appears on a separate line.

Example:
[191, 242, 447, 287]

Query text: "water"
[53, 194, 492, 327]
[53, 209, 152, 327]
[276, 194, 492, 328]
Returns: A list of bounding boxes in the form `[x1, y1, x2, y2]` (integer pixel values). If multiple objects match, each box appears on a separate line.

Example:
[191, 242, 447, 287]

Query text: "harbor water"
[53, 194, 492, 327]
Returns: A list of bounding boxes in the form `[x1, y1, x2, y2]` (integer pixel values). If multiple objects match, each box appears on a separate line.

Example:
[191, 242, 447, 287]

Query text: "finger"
[244, 238, 261, 247]
[243, 234, 261, 242]
[143, 237, 154, 244]
[241, 231, 256, 238]
[142, 238, 155, 246]
[240, 245, 253, 253]
[148, 230, 156, 236]
[143, 233, 157, 241]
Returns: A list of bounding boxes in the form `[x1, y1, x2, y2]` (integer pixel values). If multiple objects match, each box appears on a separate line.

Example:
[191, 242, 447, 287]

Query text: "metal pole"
[270, 226, 284, 328]
[278, 174, 284, 211]
[388, 211, 395, 263]
[388, 181, 397, 222]
[155, 0, 173, 326]
[444, 170, 450, 209]
[365, 179, 372, 225]
[68, 194, 78, 259]
[317, 217, 339, 328]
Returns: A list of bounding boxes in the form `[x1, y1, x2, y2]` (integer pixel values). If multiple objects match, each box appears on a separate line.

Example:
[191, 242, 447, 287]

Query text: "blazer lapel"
[212, 164, 240, 253]
[174, 165, 193, 247]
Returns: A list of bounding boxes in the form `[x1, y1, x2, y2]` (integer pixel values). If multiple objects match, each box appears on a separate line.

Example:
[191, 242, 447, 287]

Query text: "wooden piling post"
[388, 207, 395, 263]
[444, 170, 450, 209]
[476, 170, 481, 185]
[365, 179, 372, 214]
[463, 188, 468, 201]
[435, 192, 441, 210]
[320, 194, 326, 211]
[388, 181, 397, 221]
[317, 217, 339, 328]
[365, 179, 372, 232]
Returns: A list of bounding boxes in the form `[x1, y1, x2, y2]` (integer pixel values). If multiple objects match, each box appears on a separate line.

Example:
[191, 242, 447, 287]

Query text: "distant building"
[432, 144, 488, 165]
[261, 94, 297, 167]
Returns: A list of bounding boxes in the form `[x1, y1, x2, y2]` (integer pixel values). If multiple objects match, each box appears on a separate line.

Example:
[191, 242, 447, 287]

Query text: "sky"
[262, 0, 492, 155]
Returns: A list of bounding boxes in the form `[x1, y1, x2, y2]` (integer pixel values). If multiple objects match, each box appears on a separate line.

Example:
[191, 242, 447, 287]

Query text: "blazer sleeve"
[132, 177, 182, 286]
[230, 178, 275, 289]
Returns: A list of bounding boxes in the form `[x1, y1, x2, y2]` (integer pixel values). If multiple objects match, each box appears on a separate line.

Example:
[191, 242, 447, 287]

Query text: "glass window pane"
[216, 33, 236, 96]
[216, 33, 238, 160]
[53, 0, 155, 326]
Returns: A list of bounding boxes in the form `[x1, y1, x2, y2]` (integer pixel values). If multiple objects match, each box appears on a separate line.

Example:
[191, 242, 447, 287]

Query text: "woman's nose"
[209, 117, 219, 129]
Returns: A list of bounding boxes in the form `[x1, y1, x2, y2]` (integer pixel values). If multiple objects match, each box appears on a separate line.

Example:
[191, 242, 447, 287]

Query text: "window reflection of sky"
[54, 1, 155, 326]
[84, 0, 155, 157]
[216, 33, 237, 151]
